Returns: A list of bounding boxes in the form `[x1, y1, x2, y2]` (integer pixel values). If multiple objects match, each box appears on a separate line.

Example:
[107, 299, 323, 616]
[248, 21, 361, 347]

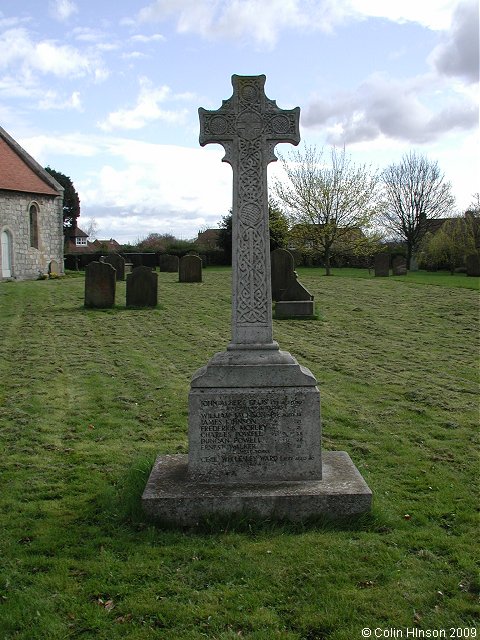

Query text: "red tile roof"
[0, 127, 62, 196]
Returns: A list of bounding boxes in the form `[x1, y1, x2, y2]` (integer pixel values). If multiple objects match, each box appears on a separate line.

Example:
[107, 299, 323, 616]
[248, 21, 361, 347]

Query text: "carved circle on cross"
[271, 115, 290, 135]
[241, 202, 261, 227]
[237, 110, 263, 140]
[208, 115, 229, 135]
[241, 84, 258, 102]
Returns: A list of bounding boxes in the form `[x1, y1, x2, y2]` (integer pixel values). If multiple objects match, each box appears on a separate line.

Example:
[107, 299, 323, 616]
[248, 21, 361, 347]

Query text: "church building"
[0, 126, 64, 280]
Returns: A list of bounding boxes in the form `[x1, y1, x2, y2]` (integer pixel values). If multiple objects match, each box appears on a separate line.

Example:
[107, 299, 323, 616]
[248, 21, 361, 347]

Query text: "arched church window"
[29, 204, 39, 248]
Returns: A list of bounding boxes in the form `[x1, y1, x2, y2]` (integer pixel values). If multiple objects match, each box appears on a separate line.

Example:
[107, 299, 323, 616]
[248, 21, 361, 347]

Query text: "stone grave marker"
[142, 75, 372, 525]
[48, 259, 59, 275]
[466, 253, 480, 276]
[392, 255, 407, 276]
[126, 265, 158, 307]
[271, 248, 315, 317]
[101, 253, 126, 281]
[159, 254, 179, 273]
[179, 254, 202, 282]
[271, 248, 294, 301]
[374, 253, 390, 277]
[84, 261, 116, 308]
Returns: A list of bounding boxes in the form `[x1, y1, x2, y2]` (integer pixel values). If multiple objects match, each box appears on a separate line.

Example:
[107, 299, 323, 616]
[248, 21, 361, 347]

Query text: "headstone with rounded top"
[126, 265, 158, 307]
[101, 253, 126, 281]
[84, 261, 116, 308]
[179, 254, 202, 282]
[374, 253, 390, 277]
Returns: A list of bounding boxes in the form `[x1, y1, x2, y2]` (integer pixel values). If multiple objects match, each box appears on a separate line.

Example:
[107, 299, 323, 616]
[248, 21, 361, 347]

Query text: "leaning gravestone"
[466, 254, 480, 277]
[126, 266, 158, 307]
[84, 261, 116, 308]
[179, 254, 202, 282]
[142, 75, 371, 524]
[392, 255, 407, 276]
[374, 253, 390, 277]
[101, 253, 126, 281]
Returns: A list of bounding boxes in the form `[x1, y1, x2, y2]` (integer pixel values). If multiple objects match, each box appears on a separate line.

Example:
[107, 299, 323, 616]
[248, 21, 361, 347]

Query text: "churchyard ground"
[0, 268, 478, 639]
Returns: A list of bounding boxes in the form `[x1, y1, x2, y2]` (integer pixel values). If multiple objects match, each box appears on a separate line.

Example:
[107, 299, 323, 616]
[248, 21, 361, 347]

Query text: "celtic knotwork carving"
[198, 75, 300, 343]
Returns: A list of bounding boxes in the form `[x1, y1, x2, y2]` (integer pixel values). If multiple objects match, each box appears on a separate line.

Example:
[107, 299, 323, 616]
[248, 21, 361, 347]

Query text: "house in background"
[64, 224, 90, 253]
[64, 225, 121, 254]
[0, 126, 64, 280]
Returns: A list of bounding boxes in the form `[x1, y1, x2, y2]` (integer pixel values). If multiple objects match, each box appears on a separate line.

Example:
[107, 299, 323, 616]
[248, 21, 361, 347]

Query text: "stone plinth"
[142, 452, 372, 526]
[275, 300, 315, 318]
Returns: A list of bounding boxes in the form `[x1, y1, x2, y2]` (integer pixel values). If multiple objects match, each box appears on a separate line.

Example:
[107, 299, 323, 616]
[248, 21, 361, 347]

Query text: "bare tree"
[274, 145, 381, 275]
[381, 151, 455, 268]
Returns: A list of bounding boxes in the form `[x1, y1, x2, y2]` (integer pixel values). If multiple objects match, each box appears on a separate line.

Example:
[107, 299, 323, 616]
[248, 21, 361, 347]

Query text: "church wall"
[0, 189, 64, 280]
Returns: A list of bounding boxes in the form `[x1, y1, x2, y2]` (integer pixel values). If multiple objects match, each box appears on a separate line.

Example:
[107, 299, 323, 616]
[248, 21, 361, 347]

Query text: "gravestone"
[84, 261, 116, 308]
[143, 75, 371, 524]
[392, 255, 407, 276]
[101, 253, 126, 281]
[271, 248, 315, 317]
[48, 259, 59, 275]
[466, 253, 480, 276]
[159, 254, 179, 273]
[374, 253, 390, 277]
[271, 248, 295, 301]
[126, 266, 158, 307]
[179, 255, 202, 282]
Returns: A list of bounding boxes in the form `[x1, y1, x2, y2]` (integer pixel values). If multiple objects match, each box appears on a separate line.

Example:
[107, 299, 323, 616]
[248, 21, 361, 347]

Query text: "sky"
[0, 0, 478, 244]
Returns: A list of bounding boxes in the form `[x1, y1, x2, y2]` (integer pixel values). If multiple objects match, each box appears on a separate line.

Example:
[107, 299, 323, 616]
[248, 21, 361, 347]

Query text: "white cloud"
[97, 77, 189, 131]
[130, 33, 166, 43]
[347, 0, 460, 30]
[132, 0, 463, 46]
[49, 0, 78, 22]
[0, 27, 106, 80]
[38, 90, 83, 111]
[134, 0, 353, 47]
[429, 0, 479, 83]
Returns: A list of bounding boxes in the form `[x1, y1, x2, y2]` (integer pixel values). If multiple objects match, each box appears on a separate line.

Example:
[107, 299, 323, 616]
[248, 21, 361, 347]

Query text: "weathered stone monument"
[271, 248, 295, 301]
[101, 253, 126, 281]
[126, 265, 158, 308]
[159, 254, 179, 273]
[48, 259, 59, 276]
[392, 255, 407, 276]
[142, 75, 371, 524]
[374, 253, 390, 277]
[466, 253, 480, 277]
[84, 261, 116, 308]
[179, 254, 202, 282]
[271, 248, 315, 318]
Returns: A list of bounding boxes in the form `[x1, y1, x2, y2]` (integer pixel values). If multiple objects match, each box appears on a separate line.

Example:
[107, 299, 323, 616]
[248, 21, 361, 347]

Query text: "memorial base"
[142, 451, 372, 526]
[275, 300, 316, 319]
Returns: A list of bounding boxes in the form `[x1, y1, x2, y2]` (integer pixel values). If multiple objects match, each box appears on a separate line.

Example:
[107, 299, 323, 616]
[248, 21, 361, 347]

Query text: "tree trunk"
[325, 247, 332, 276]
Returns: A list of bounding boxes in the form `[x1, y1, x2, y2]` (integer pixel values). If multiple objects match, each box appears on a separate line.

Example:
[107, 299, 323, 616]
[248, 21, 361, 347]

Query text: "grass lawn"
[0, 268, 478, 639]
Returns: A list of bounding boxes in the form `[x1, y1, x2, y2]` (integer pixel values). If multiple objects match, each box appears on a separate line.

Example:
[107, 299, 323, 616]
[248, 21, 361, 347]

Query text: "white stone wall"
[0, 190, 64, 280]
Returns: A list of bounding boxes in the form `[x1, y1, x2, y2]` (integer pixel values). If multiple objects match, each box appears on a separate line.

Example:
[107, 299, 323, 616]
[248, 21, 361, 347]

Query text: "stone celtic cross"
[199, 74, 300, 349]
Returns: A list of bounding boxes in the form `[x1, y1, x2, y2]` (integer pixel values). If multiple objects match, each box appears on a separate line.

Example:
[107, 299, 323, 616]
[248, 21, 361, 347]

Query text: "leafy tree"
[217, 211, 233, 263]
[268, 199, 289, 250]
[420, 217, 476, 274]
[274, 145, 381, 275]
[381, 151, 455, 268]
[136, 233, 176, 252]
[44, 166, 80, 229]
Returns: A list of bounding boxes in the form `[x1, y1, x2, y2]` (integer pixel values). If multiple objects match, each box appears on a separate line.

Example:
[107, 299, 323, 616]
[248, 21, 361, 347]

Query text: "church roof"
[0, 126, 63, 197]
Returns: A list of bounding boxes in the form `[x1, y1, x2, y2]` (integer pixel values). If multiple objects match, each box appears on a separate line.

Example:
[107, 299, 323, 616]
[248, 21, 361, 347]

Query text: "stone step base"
[142, 451, 372, 526]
